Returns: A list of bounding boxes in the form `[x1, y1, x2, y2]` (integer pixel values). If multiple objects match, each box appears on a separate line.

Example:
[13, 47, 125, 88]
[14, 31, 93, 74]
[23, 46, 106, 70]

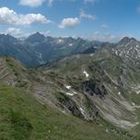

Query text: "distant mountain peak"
[119, 37, 137, 45]
[26, 32, 46, 43]
[0, 34, 18, 42]
[114, 36, 140, 66]
[33, 32, 44, 36]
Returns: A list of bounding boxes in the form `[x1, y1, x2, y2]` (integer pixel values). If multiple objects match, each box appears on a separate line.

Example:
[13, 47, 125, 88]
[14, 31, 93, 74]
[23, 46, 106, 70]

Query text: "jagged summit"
[25, 32, 46, 43]
[0, 33, 101, 67]
[113, 36, 140, 67]
[0, 34, 18, 43]
[119, 36, 137, 45]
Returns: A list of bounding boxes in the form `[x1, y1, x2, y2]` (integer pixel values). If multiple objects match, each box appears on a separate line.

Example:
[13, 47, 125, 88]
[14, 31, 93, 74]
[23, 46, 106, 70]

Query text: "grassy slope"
[0, 85, 132, 140]
[0, 56, 139, 139]
[127, 92, 140, 139]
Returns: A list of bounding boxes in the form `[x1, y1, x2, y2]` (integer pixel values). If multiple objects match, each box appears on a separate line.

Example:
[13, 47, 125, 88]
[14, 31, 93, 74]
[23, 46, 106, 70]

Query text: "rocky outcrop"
[82, 79, 107, 98]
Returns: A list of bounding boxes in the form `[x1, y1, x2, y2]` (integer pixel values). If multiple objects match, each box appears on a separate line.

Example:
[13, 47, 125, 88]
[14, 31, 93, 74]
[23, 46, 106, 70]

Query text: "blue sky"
[0, 0, 140, 42]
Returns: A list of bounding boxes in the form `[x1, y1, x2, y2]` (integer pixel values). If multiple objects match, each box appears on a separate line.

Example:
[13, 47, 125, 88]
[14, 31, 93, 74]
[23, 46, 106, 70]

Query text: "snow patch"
[90, 54, 94, 57]
[66, 92, 74, 96]
[65, 85, 71, 90]
[35, 51, 45, 64]
[79, 107, 85, 116]
[118, 92, 121, 95]
[136, 90, 140, 95]
[83, 70, 89, 78]
[132, 102, 135, 106]
[65, 91, 78, 96]
[57, 39, 64, 44]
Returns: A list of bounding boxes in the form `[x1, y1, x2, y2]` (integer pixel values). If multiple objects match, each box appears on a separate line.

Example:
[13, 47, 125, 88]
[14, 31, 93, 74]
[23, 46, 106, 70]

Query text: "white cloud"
[5, 27, 23, 37]
[19, 0, 56, 7]
[59, 17, 80, 28]
[89, 32, 122, 42]
[3, 28, 51, 38]
[80, 10, 96, 20]
[40, 30, 51, 36]
[20, 0, 46, 7]
[0, 7, 49, 25]
[48, 0, 76, 6]
[19, 0, 98, 7]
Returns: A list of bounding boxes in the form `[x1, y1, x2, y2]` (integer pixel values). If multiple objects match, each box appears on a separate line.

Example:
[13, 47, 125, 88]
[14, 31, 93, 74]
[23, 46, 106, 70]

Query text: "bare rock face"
[82, 79, 107, 98]
[0, 57, 30, 87]
[0, 58, 17, 86]
[30, 54, 138, 130]
[113, 37, 140, 67]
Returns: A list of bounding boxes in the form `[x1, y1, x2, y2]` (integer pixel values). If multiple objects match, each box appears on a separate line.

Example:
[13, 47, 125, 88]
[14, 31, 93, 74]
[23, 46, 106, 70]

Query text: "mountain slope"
[1, 85, 122, 140]
[0, 36, 140, 139]
[0, 58, 132, 140]
[38, 53, 138, 130]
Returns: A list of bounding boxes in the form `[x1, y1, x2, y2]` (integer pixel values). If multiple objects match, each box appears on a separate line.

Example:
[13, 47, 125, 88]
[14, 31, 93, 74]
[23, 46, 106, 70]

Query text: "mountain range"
[0, 34, 140, 140]
[0, 32, 102, 67]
